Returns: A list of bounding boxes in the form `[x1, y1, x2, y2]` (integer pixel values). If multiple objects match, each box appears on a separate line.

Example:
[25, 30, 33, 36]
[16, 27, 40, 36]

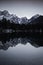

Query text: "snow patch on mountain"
[0, 10, 42, 24]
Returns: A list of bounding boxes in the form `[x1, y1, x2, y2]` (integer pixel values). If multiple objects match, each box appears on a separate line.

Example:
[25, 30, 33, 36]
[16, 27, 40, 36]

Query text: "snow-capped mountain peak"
[0, 10, 43, 24]
[0, 10, 10, 16]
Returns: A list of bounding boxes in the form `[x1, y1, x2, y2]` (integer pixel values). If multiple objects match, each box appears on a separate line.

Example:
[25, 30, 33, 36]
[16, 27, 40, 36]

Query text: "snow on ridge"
[0, 10, 41, 24]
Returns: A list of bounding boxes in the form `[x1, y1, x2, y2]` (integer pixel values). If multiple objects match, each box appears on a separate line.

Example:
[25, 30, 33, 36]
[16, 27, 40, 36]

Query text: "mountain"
[0, 10, 19, 24]
[29, 14, 43, 24]
[0, 10, 43, 25]
[0, 10, 28, 24]
[0, 10, 43, 33]
[0, 10, 30, 24]
[0, 10, 10, 16]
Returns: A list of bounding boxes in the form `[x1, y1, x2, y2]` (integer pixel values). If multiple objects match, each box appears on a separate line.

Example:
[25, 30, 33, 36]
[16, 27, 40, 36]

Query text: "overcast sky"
[0, 0, 43, 19]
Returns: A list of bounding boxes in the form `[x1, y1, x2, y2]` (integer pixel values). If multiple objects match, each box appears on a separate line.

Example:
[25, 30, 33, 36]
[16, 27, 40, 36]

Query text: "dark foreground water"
[0, 33, 43, 65]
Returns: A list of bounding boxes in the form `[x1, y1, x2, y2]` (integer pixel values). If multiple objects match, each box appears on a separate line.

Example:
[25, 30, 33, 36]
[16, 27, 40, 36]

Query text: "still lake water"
[0, 33, 43, 65]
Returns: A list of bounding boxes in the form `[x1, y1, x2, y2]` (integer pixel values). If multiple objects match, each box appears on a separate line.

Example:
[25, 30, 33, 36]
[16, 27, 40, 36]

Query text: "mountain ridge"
[0, 10, 42, 24]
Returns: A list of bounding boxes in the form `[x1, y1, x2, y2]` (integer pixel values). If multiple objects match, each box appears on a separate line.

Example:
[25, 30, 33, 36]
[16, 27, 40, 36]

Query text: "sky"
[0, 0, 43, 19]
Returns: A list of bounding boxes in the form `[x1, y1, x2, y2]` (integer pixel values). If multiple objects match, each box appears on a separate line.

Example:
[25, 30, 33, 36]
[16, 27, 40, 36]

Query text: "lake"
[0, 33, 43, 65]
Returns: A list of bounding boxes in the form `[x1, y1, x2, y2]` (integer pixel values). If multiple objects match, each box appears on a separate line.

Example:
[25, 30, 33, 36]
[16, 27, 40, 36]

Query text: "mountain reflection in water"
[0, 33, 43, 65]
[0, 33, 43, 50]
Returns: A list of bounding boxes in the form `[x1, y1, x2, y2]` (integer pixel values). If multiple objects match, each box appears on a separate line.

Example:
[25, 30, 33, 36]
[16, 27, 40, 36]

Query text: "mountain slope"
[0, 10, 43, 32]
[0, 10, 43, 25]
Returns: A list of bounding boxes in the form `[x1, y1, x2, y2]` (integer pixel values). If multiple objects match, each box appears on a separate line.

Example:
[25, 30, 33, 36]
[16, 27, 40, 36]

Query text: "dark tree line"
[0, 17, 43, 32]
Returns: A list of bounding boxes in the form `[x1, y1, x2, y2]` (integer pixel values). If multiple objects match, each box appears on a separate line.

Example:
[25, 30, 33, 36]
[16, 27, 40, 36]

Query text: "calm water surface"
[0, 33, 43, 65]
